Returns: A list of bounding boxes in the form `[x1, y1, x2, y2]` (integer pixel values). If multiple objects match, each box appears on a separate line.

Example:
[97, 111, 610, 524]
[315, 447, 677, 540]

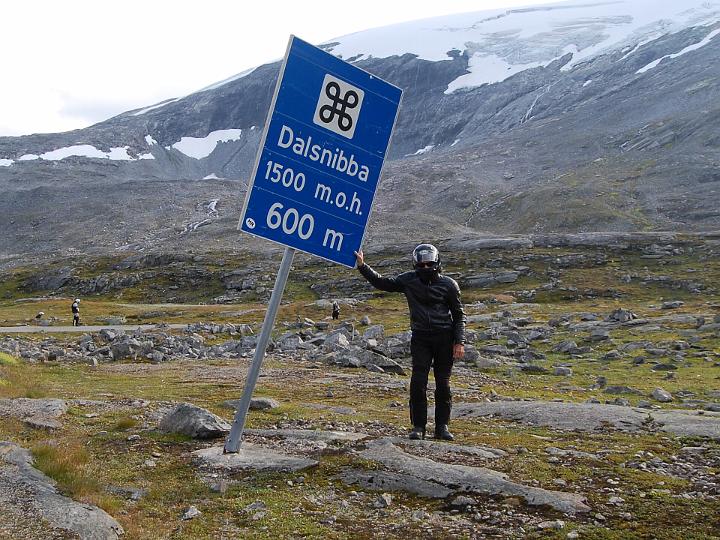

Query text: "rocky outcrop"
[453, 401, 720, 439]
[0, 398, 67, 430]
[348, 438, 591, 515]
[0, 442, 124, 539]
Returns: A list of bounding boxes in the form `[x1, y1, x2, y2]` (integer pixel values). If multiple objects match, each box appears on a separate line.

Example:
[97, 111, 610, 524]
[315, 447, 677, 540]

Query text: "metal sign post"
[225, 35, 402, 452]
[224, 246, 294, 453]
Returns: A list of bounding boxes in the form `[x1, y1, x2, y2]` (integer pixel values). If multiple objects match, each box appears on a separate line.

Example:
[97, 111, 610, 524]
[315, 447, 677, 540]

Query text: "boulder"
[589, 328, 610, 342]
[651, 388, 673, 403]
[323, 332, 350, 352]
[250, 397, 280, 410]
[363, 325, 385, 340]
[158, 403, 230, 439]
[606, 309, 637, 323]
[552, 340, 579, 354]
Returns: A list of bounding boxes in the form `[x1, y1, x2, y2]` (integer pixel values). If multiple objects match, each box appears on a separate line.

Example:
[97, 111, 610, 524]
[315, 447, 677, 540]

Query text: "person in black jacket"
[71, 298, 81, 326]
[355, 244, 465, 440]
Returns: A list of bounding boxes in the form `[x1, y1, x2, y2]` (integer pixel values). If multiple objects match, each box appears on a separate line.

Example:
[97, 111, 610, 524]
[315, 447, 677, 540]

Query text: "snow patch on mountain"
[636, 27, 720, 74]
[145, 135, 157, 146]
[323, 0, 720, 92]
[410, 145, 434, 156]
[30, 145, 137, 161]
[0, 145, 153, 166]
[169, 129, 243, 159]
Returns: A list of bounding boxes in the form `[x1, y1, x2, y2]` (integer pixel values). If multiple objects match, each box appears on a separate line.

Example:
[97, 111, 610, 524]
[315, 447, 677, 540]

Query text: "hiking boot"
[434, 425, 454, 441]
[408, 426, 426, 440]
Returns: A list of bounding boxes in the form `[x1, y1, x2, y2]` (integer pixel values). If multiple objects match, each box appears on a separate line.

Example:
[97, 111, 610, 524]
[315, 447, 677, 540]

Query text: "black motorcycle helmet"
[412, 243, 441, 272]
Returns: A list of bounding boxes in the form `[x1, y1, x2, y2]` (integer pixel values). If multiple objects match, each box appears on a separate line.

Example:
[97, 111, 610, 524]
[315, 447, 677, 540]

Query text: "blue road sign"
[238, 36, 402, 267]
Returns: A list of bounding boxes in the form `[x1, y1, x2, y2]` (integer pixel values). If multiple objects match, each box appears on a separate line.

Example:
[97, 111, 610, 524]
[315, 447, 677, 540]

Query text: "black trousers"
[409, 330, 454, 428]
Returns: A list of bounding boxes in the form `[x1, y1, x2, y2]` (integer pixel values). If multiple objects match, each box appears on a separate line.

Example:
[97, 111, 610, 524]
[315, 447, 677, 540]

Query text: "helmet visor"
[417, 253, 435, 263]
[413, 244, 439, 264]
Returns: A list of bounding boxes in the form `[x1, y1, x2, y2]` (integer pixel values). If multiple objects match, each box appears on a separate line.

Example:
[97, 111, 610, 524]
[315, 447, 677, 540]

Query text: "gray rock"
[553, 367, 573, 376]
[339, 468, 452, 498]
[192, 443, 317, 472]
[453, 401, 720, 439]
[520, 365, 549, 374]
[355, 439, 590, 514]
[158, 403, 230, 439]
[395, 437, 507, 459]
[0, 442, 124, 539]
[0, 398, 67, 430]
[651, 363, 678, 371]
[604, 386, 642, 395]
[249, 397, 280, 410]
[362, 351, 406, 375]
[363, 325, 385, 340]
[475, 356, 504, 369]
[323, 332, 350, 351]
[652, 388, 673, 403]
[606, 308, 637, 323]
[661, 301, 684, 309]
[110, 340, 135, 361]
[245, 428, 368, 442]
[589, 328, 610, 341]
[277, 333, 303, 351]
[552, 340, 579, 354]
[182, 506, 201, 520]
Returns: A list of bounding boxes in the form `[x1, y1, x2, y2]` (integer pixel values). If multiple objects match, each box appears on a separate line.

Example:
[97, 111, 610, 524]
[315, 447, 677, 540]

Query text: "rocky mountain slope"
[1, 0, 719, 263]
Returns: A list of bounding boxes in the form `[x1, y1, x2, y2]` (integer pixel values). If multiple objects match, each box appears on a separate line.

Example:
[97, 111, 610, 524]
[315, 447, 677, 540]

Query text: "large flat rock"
[0, 398, 67, 430]
[246, 428, 369, 442]
[384, 437, 507, 459]
[350, 438, 590, 515]
[192, 443, 318, 472]
[453, 401, 720, 439]
[0, 442, 124, 539]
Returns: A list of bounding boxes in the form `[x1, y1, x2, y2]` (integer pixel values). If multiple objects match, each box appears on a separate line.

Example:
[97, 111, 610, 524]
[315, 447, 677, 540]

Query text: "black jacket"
[358, 263, 465, 344]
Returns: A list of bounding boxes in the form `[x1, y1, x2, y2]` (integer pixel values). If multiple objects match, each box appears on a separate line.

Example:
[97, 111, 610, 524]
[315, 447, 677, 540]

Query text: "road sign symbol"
[313, 74, 364, 139]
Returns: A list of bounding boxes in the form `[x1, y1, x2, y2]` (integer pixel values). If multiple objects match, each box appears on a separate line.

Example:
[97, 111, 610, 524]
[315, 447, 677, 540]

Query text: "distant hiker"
[71, 298, 81, 326]
[331, 300, 340, 320]
[354, 244, 465, 441]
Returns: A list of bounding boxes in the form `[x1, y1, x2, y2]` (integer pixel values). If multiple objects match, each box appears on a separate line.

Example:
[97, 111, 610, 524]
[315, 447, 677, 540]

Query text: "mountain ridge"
[1, 0, 719, 261]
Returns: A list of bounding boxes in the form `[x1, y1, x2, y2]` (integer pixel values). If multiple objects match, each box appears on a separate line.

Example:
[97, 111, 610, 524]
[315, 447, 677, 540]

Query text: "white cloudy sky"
[0, 0, 556, 137]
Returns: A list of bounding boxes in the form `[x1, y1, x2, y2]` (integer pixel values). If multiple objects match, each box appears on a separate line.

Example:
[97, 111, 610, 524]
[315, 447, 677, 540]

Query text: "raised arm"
[354, 250, 405, 293]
